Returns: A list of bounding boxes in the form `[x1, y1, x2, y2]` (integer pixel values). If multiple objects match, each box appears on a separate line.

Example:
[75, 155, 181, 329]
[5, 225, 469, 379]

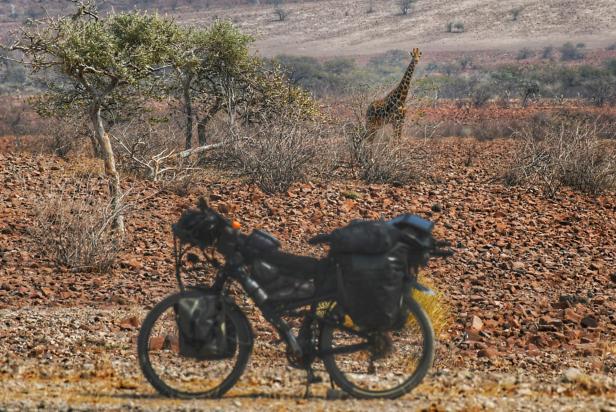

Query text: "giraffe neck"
[389, 59, 417, 105]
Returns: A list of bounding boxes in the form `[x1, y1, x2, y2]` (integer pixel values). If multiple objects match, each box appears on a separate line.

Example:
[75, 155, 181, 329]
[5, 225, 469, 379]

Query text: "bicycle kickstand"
[304, 365, 322, 399]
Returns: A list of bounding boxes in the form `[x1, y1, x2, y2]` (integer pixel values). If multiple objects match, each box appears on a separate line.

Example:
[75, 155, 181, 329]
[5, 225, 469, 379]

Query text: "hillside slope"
[2, 0, 615, 58]
[174, 0, 616, 57]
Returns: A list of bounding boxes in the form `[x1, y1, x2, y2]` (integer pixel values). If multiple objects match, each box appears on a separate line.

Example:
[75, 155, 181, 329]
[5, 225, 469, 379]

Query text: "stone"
[581, 316, 598, 328]
[119, 316, 140, 330]
[512, 261, 525, 271]
[562, 367, 583, 383]
[564, 308, 582, 324]
[477, 347, 498, 359]
[148, 336, 165, 351]
[470, 315, 484, 332]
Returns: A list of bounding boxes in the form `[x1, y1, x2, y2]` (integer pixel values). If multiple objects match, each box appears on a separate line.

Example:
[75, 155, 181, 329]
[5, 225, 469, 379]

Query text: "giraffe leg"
[393, 119, 403, 141]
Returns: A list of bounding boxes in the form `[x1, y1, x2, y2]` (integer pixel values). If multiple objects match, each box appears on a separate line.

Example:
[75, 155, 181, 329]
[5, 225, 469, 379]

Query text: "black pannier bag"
[326, 217, 437, 331]
[329, 221, 413, 331]
[176, 294, 237, 360]
[335, 242, 410, 331]
[328, 221, 400, 254]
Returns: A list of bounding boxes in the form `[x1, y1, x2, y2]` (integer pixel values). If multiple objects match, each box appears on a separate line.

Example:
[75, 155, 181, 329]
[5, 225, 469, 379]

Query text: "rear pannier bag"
[176, 295, 236, 360]
[335, 242, 411, 331]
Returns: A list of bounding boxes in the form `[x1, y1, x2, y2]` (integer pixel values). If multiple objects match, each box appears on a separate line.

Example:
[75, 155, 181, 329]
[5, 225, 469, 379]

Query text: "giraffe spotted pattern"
[365, 48, 422, 141]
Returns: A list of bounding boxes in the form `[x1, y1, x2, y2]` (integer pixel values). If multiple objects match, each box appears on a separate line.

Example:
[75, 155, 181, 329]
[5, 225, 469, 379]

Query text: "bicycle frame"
[173, 241, 371, 363]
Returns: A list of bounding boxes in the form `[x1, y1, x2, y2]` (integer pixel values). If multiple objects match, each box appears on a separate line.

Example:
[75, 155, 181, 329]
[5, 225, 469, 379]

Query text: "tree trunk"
[88, 132, 102, 157]
[183, 76, 194, 150]
[90, 102, 125, 234]
[197, 120, 207, 147]
[197, 97, 222, 147]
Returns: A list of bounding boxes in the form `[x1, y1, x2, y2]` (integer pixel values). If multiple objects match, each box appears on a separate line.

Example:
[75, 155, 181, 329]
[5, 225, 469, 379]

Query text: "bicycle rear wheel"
[137, 289, 253, 398]
[320, 298, 435, 399]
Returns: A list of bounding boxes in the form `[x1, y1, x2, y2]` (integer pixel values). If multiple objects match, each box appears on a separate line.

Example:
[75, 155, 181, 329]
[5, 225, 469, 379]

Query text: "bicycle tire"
[320, 297, 435, 399]
[138, 289, 253, 399]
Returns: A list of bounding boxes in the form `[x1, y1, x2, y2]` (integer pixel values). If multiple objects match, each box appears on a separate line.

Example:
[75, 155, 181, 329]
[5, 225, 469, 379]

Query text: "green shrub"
[560, 42, 585, 61]
[517, 47, 535, 60]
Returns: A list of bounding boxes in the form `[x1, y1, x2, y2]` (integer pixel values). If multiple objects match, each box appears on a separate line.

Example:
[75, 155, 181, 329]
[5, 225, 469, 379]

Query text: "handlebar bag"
[175, 294, 237, 360]
[335, 242, 410, 331]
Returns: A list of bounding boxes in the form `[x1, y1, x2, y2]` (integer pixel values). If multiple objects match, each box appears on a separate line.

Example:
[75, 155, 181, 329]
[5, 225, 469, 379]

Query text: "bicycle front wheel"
[137, 289, 253, 399]
[320, 298, 435, 399]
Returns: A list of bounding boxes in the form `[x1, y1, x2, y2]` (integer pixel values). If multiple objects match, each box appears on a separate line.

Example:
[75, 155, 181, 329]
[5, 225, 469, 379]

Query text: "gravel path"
[1, 307, 614, 411]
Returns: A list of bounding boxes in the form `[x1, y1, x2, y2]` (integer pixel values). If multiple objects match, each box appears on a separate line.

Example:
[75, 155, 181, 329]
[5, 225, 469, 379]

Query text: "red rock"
[564, 308, 582, 324]
[477, 347, 498, 358]
[149, 336, 165, 351]
[119, 316, 140, 330]
[511, 261, 525, 271]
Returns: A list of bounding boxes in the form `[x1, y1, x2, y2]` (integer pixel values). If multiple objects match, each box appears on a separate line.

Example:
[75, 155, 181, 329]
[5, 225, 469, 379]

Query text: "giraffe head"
[409, 48, 422, 63]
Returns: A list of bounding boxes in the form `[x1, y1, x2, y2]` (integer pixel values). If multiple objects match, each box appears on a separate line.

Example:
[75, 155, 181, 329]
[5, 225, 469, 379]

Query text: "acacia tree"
[10, 2, 177, 233]
[171, 20, 318, 151]
[170, 20, 253, 150]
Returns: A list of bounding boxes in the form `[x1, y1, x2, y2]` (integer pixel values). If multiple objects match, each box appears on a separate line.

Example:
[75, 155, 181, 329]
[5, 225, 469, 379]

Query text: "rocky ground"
[1, 137, 615, 410]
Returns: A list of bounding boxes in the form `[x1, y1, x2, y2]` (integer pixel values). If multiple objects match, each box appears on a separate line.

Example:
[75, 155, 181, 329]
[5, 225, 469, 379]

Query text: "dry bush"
[505, 116, 616, 196]
[226, 114, 327, 194]
[344, 120, 426, 185]
[110, 115, 201, 182]
[31, 180, 126, 273]
[12, 113, 92, 157]
[354, 137, 425, 185]
[159, 167, 207, 197]
[42, 113, 93, 158]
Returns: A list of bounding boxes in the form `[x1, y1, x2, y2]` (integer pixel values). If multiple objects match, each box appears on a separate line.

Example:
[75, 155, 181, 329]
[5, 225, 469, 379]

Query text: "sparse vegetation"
[399, 0, 416, 16]
[274, 6, 288, 21]
[355, 138, 424, 185]
[31, 180, 126, 272]
[366, 0, 374, 14]
[542, 46, 554, 59]
[506, 115, 616, 196]
[517, 47, 535, 60]
[411, 276, 449, 338]
[560, 42, 585, 61]
[447, 21, 465, 33]
[510, 7, 523, 21]
[227, 107, 325, 193]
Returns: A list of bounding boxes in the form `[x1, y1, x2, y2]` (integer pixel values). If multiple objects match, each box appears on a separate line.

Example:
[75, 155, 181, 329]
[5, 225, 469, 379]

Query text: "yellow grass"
[411, 275, 450, 339]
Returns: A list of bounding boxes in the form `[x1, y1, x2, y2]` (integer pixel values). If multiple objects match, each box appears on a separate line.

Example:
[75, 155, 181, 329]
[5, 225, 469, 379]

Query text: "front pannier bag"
[176, 295, 236, 360]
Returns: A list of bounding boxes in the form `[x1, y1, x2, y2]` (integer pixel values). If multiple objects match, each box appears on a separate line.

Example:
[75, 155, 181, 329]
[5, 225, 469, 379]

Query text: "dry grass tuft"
[31, 179, 126, 273]
[411, 275, 450, 339]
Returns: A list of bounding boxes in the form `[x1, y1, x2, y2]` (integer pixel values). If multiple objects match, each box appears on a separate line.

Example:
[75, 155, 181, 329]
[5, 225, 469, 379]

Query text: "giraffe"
[365, 48, 422, 142]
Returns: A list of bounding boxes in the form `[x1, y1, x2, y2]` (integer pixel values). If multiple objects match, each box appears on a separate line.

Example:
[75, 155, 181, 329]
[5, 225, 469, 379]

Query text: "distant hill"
[2, 0, 615, 58]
